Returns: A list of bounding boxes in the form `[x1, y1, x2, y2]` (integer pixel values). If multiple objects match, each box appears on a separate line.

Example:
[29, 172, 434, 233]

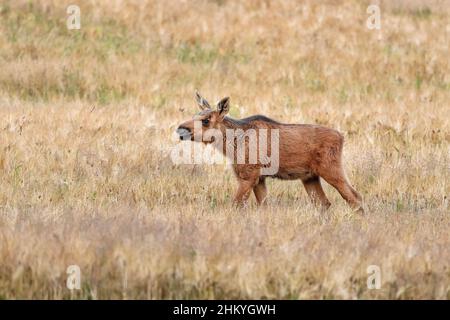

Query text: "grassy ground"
[0, 0, 449, 299]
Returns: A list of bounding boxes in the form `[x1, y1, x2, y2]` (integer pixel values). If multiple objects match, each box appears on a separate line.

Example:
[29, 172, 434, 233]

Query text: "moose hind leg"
[319, 169, 363, 212]
[302, 176, 331, 209]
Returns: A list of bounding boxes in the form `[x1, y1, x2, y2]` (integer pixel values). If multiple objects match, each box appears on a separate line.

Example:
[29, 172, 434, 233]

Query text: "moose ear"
[217, 97, 230, 116]
[195, 91, 211, 110]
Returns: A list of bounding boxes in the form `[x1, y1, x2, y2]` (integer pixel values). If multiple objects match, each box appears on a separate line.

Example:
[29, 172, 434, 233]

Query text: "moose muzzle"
[176, 126, 192, 141]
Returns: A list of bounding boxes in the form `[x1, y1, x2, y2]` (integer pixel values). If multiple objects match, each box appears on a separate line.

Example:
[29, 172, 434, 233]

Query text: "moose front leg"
[233, 178, 257, 207]
[253, 178, 267, 205]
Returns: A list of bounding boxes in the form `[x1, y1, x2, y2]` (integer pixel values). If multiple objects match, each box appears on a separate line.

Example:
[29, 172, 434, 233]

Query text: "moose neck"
[212, 116, 249, 158]
[222, 116, 244, 130]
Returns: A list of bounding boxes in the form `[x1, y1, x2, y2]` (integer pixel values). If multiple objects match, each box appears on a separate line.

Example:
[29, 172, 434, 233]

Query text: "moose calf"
[176, 92, 363, 213]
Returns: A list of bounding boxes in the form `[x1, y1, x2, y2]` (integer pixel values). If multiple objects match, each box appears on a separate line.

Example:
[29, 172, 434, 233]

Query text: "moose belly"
[270, 168, 314, 181]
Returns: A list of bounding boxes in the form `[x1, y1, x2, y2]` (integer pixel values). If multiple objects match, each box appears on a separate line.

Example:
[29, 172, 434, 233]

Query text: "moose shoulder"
[176, 92, 364, 213]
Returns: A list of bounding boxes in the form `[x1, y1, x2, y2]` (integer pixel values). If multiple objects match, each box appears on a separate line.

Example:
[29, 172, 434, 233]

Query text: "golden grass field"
[0, 0, 449, 299]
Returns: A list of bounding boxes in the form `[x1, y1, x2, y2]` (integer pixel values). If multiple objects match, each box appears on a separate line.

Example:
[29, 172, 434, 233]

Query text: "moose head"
[176, 92, 230, 143]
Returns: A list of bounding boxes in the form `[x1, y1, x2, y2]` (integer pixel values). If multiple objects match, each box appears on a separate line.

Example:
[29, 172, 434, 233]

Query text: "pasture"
[0, 0, 448, 299]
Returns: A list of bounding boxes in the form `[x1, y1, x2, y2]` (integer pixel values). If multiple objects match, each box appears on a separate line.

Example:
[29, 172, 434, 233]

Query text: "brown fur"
[177, 93, 364, 213]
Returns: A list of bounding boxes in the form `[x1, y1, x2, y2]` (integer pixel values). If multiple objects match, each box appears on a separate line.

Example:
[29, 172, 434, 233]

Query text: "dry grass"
[0, 0, 449, 299]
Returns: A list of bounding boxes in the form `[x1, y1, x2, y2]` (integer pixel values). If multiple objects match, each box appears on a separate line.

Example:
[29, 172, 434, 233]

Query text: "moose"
[176, 92, 364, 213]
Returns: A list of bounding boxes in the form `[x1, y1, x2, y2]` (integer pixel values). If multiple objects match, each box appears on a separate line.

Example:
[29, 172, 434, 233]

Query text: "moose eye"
[202, 119, 210, 126]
